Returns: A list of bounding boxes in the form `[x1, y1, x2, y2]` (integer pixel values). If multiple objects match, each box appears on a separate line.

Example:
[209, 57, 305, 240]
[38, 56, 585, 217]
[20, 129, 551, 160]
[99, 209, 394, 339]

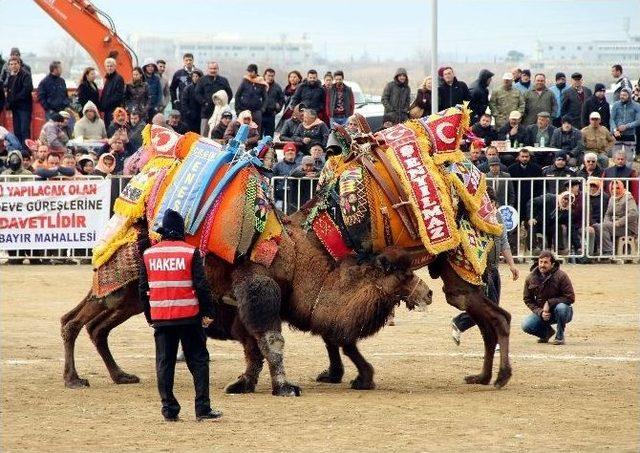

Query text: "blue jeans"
[521, 303, 573, 341]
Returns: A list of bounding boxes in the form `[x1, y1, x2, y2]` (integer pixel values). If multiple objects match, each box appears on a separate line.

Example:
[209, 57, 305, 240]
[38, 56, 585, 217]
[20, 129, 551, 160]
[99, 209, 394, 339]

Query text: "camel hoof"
[350, 377, 375, 390]
[225, 376, 256, 394]
[494, 367, 512, 389]
[316, 369, 343, 384]
[464, 374, 491, 385]
[272, 383, 301, 397]
[113, 372, 140, 384]
[65, 377, 90, 389]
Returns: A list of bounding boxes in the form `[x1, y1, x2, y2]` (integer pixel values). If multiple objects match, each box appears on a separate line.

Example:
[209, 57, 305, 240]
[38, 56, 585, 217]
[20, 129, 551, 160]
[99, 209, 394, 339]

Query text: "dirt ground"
[1, 263, 639, 452]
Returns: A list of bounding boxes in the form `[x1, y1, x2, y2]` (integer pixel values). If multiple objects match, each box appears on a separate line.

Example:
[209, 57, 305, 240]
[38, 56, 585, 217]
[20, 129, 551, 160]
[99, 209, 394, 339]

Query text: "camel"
[61, 210, 512, 396]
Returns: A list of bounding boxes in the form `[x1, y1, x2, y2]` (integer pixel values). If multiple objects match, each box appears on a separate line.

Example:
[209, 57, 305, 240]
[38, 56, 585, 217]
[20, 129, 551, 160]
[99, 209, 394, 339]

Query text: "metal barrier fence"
[1, 174, 639, 263]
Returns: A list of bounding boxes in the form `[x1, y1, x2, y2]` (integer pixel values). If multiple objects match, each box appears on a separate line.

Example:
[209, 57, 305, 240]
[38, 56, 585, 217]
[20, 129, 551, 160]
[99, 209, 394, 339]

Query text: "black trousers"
[154, 324, 211, 418]
[453, 267, 501, 332]
[262, 113, 276, 138]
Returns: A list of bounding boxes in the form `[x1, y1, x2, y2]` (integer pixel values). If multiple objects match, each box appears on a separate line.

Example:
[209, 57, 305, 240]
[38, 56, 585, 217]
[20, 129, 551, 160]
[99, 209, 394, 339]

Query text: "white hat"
[58, 110, 70, 118]
[589, 111, 601, 119]
[502, 72, 514, 80]
[508, 110, 522, 120]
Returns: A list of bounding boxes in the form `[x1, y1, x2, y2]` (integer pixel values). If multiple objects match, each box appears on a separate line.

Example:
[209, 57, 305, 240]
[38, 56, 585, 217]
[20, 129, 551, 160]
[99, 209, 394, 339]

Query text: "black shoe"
[537, 328, 556, 343]
[164, 415, 179, 422]
[196, 409, 223, 421]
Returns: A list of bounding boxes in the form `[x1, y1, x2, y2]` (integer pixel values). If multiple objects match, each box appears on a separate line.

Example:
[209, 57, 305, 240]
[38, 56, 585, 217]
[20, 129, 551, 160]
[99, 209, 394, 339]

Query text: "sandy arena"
[1, 263, 639, 451]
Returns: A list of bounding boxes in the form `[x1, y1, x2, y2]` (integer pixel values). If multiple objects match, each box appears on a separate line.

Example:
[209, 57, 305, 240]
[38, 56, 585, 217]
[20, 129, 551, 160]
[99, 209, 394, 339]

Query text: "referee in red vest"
[139, 209, 222, 422]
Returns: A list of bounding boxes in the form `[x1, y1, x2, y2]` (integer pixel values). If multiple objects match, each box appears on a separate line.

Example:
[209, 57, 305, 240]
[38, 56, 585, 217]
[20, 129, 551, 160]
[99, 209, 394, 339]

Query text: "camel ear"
[375, 247, 411, 274]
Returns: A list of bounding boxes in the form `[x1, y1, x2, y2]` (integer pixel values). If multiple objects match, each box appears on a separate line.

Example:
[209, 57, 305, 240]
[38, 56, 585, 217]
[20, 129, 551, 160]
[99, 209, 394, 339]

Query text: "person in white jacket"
[207, 90, 232, 138]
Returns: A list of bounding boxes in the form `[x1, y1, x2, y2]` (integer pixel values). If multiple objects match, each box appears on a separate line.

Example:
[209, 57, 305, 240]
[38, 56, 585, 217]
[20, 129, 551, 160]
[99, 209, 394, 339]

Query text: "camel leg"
[87, 294, 143, 384]
[225, 336, 264, 394]
[483, 302, 512, 388]
[463, 302, 496, 385]
[256, 329, 300, 396]
[61, 294, 108, 388]
[316, 337, 344, 383]
[343, 342, 375, 390]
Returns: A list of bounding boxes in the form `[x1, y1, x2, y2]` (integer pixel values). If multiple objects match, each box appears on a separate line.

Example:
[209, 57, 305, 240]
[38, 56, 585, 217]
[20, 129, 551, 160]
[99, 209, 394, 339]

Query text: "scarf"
[95, 153, 116, 175]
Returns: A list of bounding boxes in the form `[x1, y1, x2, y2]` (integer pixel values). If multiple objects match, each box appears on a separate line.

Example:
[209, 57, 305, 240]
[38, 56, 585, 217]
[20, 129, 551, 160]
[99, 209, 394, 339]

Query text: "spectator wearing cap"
[489, 72, 525, 129]
[581, 83, 610, 130]
[235, 64, 268, 131]
[610, 88, 640, 162]
[542, 153, 576, 194]
[180, 69, 204, 133]
[291, 155, 320, 178]
[167, 110, 189, 134]
[498, 110, 528, 153]
[37, 61, 70, 119]
[514, 69, 532, 93]
[437, 66, 470, 112]
[210, 111, 233, 141]
[38, 113, 68, 154]
[561, 73, 592, 130]
[523, 74, 558, 126]
[468, 69, 494, 123]
[273, 142, 301, 177]
[470, 113, 498, 147]
[525, 111, 556, 166]
[549, 72, 570, 127]
[485, 156, 515, 207]
[551, 115, 584, 165]
[576, 152, 605, 179]
[581, 111, 615, 169]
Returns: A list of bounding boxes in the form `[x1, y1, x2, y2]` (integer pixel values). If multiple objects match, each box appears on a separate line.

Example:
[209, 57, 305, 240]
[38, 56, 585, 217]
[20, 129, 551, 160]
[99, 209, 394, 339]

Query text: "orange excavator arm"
[33, 0, 137, 82]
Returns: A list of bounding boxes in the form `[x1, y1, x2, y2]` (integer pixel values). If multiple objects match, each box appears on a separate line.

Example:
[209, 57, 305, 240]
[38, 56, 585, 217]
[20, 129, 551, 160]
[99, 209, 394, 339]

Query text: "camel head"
[402, 275, 433, 312]
[374, 247, 432, 311]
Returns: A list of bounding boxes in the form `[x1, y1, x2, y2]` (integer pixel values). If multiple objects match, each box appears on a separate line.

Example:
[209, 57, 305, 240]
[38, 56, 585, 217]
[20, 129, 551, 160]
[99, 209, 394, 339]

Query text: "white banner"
[0, 179, 111, 250]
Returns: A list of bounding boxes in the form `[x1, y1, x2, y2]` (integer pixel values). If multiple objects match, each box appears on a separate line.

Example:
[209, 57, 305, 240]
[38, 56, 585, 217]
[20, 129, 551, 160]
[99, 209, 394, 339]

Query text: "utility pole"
[430, 0, 438, 115]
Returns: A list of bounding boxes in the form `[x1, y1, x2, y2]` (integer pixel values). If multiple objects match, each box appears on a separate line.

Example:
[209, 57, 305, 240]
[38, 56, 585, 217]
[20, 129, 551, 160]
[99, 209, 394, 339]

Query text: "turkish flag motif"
[420, 112, 462, 151]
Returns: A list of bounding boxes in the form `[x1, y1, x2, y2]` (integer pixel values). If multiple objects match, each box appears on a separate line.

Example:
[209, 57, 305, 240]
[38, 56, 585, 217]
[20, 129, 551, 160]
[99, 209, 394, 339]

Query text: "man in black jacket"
[291, 70, 325, 116]
[37, 61, 69, 119]
[581, 83, 610, 130]
[195, 61, 233, 136]
[235, 64, 267, 131]
[5, 57, 33, 146]
[262, 68, 284, 138]
[180, 70, 204, 133]
[561, 73, 592, 129]
[170, 53, 197, 113]
[326, 70, 354, 126]
[438, 66, 470, 111]
[381, 67, 411, 125]
[100, 57, 125, 128]
[139, 209, 222, 422]
[468, 69, 494, 123]
[508, 148, 543, 217]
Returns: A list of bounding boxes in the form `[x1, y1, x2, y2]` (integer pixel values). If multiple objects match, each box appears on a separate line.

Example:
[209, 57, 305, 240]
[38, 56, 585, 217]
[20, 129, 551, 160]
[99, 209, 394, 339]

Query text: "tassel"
[141, 124, 152, 147]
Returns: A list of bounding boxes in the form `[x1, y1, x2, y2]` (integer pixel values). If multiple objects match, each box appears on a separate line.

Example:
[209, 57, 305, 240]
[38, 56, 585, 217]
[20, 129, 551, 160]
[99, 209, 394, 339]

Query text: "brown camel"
[61, 211, 512, 395]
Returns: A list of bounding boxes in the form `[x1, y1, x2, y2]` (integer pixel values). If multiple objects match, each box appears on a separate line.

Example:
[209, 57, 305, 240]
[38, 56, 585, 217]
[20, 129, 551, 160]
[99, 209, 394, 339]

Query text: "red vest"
[143, 240, 199, 321]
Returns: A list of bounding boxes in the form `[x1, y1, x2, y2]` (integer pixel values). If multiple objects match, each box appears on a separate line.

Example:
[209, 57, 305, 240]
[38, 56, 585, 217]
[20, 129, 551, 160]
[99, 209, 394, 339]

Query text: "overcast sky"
[0, 0, 638, 61]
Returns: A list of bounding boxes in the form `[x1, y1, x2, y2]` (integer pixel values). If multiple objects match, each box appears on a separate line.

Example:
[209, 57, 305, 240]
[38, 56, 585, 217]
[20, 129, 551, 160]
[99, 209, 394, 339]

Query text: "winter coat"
[542, 164, 576, 194]
[470, 123, 498, 146]
[549, 84, 571, 120]
[603, 192, 638, 235]
[410, 88, 432, 117]
[195, 75, 233, 118]
[610, 98, 640, 138]
[291, 79, 326, 114]
[73, 101, 107, 140]
[37, 73, 69, 112]
[524, 124, 556, 147]
[293, 119, 330, 153]
[0, 61, 31, 85]
[562, 86, 593, 129]
[581, 96, 610, 130]
[468, 69, 494, 121]
[326, 83, 355, 119]
[523, 88, 558, 126]
[179, 82, 200, 126]
[581, 125, 615, 154]
[124, 80, 150, 116]
[223, 121, 259, 148]
[210, 121, 229, 140]
[550, 127, 584, 160]
[586, 190, 609, 225]
[437, 76, 470, 112]
[508, 161, 543, 214]
[5, 69, 33, 111]
[280, 118, 301, 142]
[382, 68, 411, 124]
[272, 158, 300, 177]
[159, 75, 170, 109]
[485, 171, 516, 206]
[497, 122, 527, 147]
[523, 261, 575, 315]
[128, 120, 147, 151]
[235, 76, 268, 113]
[207, 90, 231, 134]
[100, 71, 125, 114]
[264, 81, 285, 116]
[170, 67, 197, 104]
[144, 73, 163, 112]
[77, 80, 101, 112]
[489, 86, 524, 129]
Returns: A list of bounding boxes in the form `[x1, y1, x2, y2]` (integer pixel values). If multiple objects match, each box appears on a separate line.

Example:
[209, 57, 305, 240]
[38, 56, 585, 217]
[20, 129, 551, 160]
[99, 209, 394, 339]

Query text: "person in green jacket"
[489, 72, 525, 129]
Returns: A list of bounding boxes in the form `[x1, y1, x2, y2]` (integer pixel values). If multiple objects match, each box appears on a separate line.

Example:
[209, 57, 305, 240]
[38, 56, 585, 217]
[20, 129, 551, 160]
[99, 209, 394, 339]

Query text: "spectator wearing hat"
[210, 111, 233, 141]
[551, 115, 584, 165]
[468, 69, 494, 123]
[489, 72, 525, 129]
[610, 88, 640, 162]
[180, 69, 204, 133]
[549, 72, 570, 127]
[498, 110, 528, 154]
[523, 74, 558, 126]
[273, 142, 301, 177]
[561, 73, 592, 130]
[581, 111, 615, 169]
[291, 155, 320, 178]
[514, 69, 532, 93]
[525, 111, 556, 165]
[167, 110, 189, 134]
[582, 83, 610, 130]
[437, 66, 470, 112]
[542, 153, 576, 194]
[38, 113, 68, 154]
[576, 152, 605, 179]
[37, 61, 70, 120]
[485, 156, 515, 206]
[235, 64, 268, 131]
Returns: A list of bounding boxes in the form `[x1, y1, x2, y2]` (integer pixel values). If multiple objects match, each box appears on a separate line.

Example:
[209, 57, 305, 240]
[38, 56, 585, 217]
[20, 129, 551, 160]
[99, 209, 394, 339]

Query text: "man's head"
[479, 113, 492, 128]
[301, 155, 315, 173]
[537, 250, 556, 274]
[50, 61, 62, 76]
[485, 145, 498, 159]
[156, 59, 166, 75]
[396, 68, 408, 84]
[191, 69, 203, 84]
[334, 70, 344, 86]
[594, 83, 606, 99]
[310, 144, 325, 159]
[51, 113, 65, 126]
[611, 64, 623, 78]
[442, 67, 454, 85]
[561, 115, 572, 132]
[292, 104, 303, 121]
[555, 153, 567, 168]
[220, 111, 233, 127]
[583, 152, 598, 171]
[508, 110, 522, 126]
[555, 72, 566, 86]
[207, 61, 219, 77]
[307, 69, 318, 84]
[61, 153, 76, 168]
[488, 156, 501, 174]
[517, 148, 531, 165]
[110, 137, 124, 153]
[129, 111, 140, 125]
[303, 108, 318, 124]
[619, 88, 631, 103]
[246, 63, 258, 77]
[104, 57, 116, 74]
[157, 209, 185, 240]
[571, 72, 583, 88]
[283, 142, 297, 162]
[167, 110, 181, 126]
[323, 71, 333, 87]
[521, 69, 531, 84]
[614, 150, 627, 168]
[533, 73, 546, 90]
[502, 72, 513, 88]
[264, 68, 275, 84]
[36, 146, 48, 162]
[46, 153, 60, 168]
[589, 111, 601, 127]
[183, 53, 194, 70]
[469, 147, 480, 162]
[511, 67, 522, 80]
[536, 111, 550, 128]
[8, 56, 20, 74]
